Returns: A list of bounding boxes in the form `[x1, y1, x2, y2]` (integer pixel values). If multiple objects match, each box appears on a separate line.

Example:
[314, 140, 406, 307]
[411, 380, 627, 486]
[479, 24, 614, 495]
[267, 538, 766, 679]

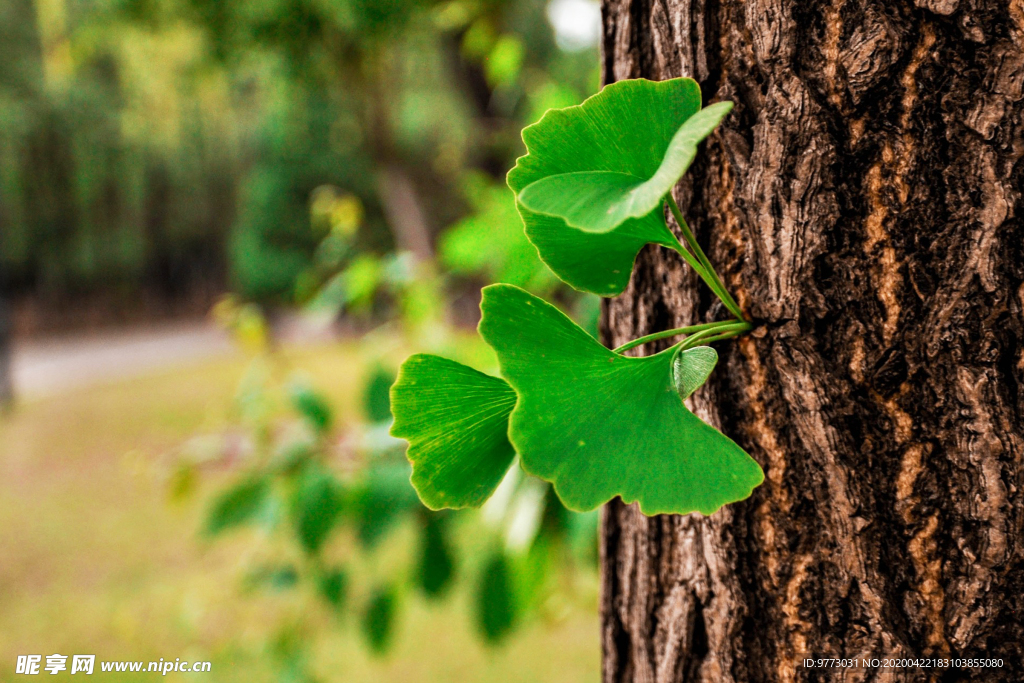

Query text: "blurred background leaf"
[476, 549, 517, 644]
[288, 379, 334, 434]
[416, 512, 455, 598]
[362, 584, 399, 655]
[205, 476, 270, 535]
[362, 364, 396, 423]
[291, 462, 343, 554]
[319, 566, 349, 611]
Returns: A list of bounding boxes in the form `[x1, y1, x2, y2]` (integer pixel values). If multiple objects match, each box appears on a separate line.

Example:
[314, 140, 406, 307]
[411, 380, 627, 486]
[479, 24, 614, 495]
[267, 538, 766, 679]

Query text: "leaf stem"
[613, 321, 725, 354]
[665, 235, 711, 283]
[665, 194, 745, 320]
[610, 196, 753, 358]
[614, 319, 750, 354]
[677, 321, 750, 350]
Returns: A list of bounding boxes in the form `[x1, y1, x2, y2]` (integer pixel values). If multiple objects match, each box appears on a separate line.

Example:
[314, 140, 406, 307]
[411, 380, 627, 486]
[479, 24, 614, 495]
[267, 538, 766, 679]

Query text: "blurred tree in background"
[0, 0, 599, 328]
[1, 0, 238, 327]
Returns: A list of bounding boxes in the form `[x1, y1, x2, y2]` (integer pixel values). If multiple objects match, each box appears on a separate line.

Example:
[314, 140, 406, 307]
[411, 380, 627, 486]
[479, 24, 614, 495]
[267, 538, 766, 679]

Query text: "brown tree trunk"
[599, 1, 1024, 682]
[0, 261, 12, 410]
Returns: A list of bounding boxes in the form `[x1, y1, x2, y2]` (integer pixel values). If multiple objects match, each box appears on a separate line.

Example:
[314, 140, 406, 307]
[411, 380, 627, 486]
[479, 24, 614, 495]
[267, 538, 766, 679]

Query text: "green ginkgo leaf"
[478, 284, 763, 515]
[673, 346, 718, 400]
[390, 354, 518, 510]
[518, 101, 733, 233]
[507, 78, 728, 296]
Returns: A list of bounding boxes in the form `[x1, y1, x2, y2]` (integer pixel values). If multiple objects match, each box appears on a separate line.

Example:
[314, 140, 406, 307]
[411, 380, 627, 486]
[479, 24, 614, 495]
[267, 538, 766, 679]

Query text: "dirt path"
[12, 321, 234, 398]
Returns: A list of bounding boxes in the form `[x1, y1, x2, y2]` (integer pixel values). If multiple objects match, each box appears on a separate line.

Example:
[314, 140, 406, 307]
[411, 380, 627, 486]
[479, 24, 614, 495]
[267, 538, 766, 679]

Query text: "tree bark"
[599, 2, 1024, 682]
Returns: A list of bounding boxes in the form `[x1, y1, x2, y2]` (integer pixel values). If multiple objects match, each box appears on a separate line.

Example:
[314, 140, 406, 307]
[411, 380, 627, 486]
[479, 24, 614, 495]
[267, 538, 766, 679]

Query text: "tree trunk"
[598, 2, 1024, 682]
[0, 169, 15, 412]
[0, 0, 37, 412]
[0, 289, 12, 411]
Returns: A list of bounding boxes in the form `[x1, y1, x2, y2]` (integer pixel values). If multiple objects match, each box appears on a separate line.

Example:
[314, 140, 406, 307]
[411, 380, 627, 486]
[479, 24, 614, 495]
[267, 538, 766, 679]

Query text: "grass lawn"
[0, 341, 599, 682]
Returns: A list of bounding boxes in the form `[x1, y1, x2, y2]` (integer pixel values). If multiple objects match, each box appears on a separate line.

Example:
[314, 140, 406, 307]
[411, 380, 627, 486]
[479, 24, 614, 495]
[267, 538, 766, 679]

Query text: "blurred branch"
[376, 167, 434, 262]
[0, 249, 13, 411]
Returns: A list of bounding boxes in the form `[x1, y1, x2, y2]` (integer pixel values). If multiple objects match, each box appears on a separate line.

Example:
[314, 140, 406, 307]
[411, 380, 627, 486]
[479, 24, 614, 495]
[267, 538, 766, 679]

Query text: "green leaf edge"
[390, 353, 518, 511]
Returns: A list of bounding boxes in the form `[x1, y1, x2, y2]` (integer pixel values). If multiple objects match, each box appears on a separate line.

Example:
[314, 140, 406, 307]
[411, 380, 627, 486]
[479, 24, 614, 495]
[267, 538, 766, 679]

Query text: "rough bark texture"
[599, 1, 1024, 681]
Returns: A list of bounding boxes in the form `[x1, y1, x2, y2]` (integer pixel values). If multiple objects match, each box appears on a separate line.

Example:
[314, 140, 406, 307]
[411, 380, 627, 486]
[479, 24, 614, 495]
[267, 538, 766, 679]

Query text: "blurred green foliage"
[0, 0, 238, 296]
[440, 173, 558, 294]
[0, 0, 598, 313]
[181, 310, 599, 682]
